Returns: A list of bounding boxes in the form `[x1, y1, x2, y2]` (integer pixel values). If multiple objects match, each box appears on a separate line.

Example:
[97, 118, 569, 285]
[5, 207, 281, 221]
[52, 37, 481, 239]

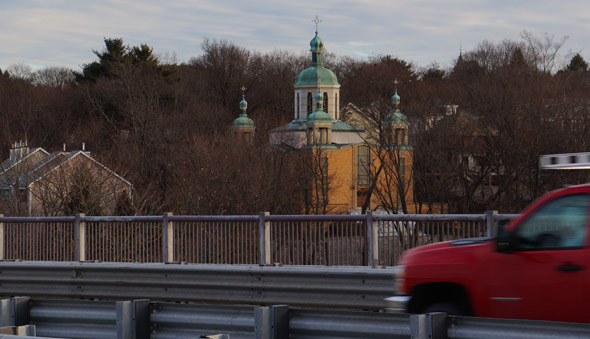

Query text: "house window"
[357, 145, 370, 187]
[323, 92, 328, 113]
[307, 92, 312, 114]
[0, 188, 9, 200]
[296, 93, 300, 119]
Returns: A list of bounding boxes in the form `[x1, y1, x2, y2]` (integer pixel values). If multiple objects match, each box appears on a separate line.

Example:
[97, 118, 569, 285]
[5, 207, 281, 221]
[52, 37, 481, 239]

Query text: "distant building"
[0, 141, 132, 216]
[269, 27, 415, 214]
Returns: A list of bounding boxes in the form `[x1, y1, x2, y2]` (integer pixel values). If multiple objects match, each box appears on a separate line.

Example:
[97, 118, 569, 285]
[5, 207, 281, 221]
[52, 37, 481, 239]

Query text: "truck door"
[492, 193, 589, 322]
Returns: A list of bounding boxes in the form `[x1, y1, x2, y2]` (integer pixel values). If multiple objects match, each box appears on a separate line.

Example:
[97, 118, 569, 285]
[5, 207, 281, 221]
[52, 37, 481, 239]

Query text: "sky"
[1, 0, 589, 72]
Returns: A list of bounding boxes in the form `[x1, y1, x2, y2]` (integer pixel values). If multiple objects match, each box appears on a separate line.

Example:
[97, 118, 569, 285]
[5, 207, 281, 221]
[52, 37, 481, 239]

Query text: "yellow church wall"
[325, 146, 355, 214]
[371, 148, 416, 213]
[316, 144, 416, 215]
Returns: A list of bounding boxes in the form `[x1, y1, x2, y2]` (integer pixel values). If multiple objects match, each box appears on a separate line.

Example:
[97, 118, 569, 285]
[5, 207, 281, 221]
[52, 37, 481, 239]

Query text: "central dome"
[295, 66, 340, 86]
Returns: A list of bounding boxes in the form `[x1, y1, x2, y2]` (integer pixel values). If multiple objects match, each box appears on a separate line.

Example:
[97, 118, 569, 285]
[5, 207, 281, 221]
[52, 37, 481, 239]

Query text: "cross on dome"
[312, 15, 322, 33]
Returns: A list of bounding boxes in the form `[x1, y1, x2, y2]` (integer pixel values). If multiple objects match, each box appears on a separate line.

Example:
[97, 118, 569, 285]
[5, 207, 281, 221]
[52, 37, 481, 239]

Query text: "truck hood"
[399, 237, 493, 265]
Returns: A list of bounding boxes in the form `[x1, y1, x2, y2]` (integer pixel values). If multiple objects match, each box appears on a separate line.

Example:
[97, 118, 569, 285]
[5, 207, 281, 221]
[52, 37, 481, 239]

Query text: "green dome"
[233, 115, 255, 129]
[310, 33, 324, 51]
[392, 90, 400, 106]
[233, 97, 255, 130]
[385, 89, 407, 125]
[295, 66, 340, 86]
[307, 110, 332, 124]
[307, 93, 332, 124]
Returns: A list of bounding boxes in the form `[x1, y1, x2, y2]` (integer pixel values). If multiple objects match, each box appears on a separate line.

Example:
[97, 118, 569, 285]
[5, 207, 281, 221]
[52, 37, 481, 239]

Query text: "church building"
[236, 21, 415, 214]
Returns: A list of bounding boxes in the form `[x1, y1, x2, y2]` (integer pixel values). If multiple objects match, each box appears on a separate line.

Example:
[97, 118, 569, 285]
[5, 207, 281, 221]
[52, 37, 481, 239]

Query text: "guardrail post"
[255, 305, 289, 339]
[116, 299, 150, 339]
[0, 297, 30, 327]
[366, 211, 378, 267]
[410, 313, 447, 339]
[259, 212, 271, 265]
[75, 213, 86, 262]
[486, 210, 498, 238]
[162, 213, 174, 263]
[0, 214, 4, 261]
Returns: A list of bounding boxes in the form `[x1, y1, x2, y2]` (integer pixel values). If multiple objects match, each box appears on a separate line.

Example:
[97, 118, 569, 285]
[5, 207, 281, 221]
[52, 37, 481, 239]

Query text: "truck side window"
[515, 194, 589, 250]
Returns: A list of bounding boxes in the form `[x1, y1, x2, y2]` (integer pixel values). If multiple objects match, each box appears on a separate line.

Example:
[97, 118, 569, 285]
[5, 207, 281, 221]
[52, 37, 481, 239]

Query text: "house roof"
[0, 147, 131, 190]
[29, 150, 132, 188]
[0, 147, 49, 173]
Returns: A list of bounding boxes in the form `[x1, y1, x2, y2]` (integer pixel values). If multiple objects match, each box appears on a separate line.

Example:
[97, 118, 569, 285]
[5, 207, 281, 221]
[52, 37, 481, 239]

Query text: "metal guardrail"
[289, 308, 411, 338]
[151, 303, 255, 339]
[0, 262, 395, 310]
[0, 212, 519, 266]
[30, 300, 118, 338]
[0, 297, 588, 339]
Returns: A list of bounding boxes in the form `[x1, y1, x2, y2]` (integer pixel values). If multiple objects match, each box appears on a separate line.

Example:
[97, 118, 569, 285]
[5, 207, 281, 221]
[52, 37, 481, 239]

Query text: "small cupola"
[232, 89, 255, 142]
[384, 87, 409, 146]
[306, 92, 333, 145]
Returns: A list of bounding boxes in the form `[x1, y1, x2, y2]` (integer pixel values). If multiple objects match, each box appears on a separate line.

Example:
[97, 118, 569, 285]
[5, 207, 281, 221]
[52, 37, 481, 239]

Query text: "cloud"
[0, 0, 586, 71]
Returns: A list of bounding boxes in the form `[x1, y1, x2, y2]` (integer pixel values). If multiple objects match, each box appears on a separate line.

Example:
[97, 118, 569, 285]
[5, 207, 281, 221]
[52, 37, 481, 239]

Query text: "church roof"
[295, 66, 340, 86]
[332, 121, 364, 132]
[270, 120, 307, 133]
[295, 30, 340, 87]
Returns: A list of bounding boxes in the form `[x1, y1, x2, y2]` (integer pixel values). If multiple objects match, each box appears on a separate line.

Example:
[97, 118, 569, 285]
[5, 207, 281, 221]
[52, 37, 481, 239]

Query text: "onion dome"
[307, 92, 332, 124]
[310, 33, 324, 52]
[232, 97, 255, 130]
[392, 90, 401, 110]
[295, 32, 339, 86]
[385, 90, 408, 125]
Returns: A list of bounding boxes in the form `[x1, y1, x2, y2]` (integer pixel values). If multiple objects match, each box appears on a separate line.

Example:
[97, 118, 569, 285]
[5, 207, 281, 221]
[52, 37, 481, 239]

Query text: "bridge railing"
[0, 212, 517, 266]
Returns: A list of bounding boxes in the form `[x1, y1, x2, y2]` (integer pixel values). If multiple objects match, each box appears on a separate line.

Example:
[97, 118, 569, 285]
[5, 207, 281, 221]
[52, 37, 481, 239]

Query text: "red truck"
[389, 184, 590, 323]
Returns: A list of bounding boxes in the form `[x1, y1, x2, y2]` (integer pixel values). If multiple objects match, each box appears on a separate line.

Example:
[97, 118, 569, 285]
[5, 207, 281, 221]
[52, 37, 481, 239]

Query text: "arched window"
[323, 92, 328, 113]
[357, 145, 370, 186]
[296, 93, 300, 119]
[335, 93, 338, 119]
[307, 92, 312, 114]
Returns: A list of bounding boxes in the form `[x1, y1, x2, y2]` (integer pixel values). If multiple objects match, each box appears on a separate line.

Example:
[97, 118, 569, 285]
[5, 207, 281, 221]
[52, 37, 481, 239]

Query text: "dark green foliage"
[566, 53, 588, 72]
[76, 38, 175, 82]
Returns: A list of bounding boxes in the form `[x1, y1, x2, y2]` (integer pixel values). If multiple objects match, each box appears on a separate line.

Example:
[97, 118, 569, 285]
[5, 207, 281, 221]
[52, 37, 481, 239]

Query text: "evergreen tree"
[566, 53, 588, 72]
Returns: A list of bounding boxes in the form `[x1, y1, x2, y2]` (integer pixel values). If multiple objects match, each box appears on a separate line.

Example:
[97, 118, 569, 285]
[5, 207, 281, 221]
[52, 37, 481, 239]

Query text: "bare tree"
[521, 30, 569, 74]
[32, 67, 75, 88]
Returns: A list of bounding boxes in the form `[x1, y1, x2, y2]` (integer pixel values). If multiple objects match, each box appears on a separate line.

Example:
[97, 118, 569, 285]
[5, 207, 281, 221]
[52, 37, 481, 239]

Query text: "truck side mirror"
[497, 228, 517, 253]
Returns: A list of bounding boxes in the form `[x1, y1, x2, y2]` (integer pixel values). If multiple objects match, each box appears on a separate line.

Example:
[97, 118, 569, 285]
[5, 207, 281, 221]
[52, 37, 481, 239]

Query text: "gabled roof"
[0, 148, 131, 190]
[0, 147, 49, 173]
[28, 150, 132, 188]
[0, 148, 50, 188]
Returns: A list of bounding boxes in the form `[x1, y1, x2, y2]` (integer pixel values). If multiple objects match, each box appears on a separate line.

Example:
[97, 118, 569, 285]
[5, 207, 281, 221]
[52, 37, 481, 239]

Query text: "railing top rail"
[374, 214, 487, 222]
[267, 214, 366, 222]
[169, 215, 259, 222]
[0, 216, 76, 223]
[82, 216, 162, 223]
[0, 212, 521, 224]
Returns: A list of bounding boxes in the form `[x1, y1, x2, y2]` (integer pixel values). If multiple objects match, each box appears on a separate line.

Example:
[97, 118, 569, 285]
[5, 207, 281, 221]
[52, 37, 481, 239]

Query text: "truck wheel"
[422, 302, 467, 316]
